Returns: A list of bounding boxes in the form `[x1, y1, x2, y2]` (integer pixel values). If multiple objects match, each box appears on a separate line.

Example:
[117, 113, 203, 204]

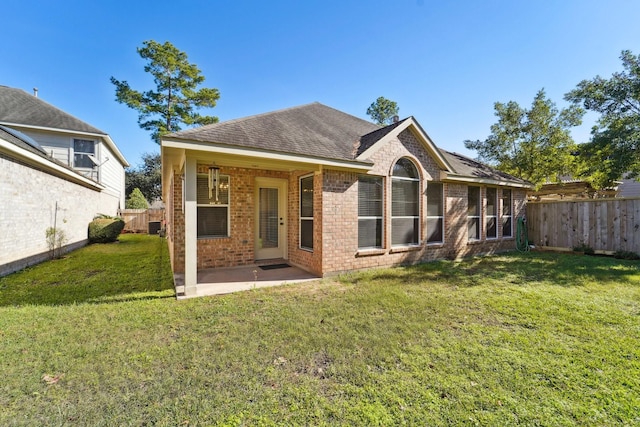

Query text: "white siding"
[99, 141, 126, 209]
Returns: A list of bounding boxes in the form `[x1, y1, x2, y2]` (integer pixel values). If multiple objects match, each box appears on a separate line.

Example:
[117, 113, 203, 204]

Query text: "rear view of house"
[161, 103, 532, 296]
[0, 86, 128, 276]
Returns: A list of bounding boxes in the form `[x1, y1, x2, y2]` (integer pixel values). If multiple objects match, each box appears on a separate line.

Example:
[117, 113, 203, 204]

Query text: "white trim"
[196, 173, 230, 238]
[357, 117, 454, 172]
[299, 174, 314, 251]
[358, 174, 385, 250]
[391, 157, 421, 247]
[426, 181, 444, 245]
[0, 121, 129, 167]
[485, 187, 498, 240]
[0, 136, 103, 190]
[468, 186, 482, 241]
[441, 171, 534, 189]
[163, 138, 372, 171]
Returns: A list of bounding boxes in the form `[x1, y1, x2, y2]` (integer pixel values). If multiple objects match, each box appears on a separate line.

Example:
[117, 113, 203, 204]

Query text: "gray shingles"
[168, 102, 380, 161]
[168, 101, 528, 185]
[0, 86, 106, 135]
[441, 150, 530, 184]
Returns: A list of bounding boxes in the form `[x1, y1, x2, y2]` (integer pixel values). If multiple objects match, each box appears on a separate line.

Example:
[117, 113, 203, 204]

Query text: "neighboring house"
[161, 103, 532, 296]
[0, 86, 129, 276]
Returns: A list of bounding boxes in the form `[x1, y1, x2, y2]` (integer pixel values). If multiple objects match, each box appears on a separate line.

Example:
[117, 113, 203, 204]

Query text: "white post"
[184, 156, 198, 296]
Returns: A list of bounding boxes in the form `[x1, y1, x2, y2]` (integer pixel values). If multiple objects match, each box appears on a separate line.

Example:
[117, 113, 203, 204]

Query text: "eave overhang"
[0, 137, 105, 191]
[0, 121, 129, 167]
[161, 137, 373, 173]
[440, 171, 535, 189]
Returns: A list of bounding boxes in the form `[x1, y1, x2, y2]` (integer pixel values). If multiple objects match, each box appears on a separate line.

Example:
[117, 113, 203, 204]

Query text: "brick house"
[161, 103, 532, 296]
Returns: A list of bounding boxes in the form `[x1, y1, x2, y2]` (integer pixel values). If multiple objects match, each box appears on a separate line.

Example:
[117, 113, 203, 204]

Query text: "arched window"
[391, 158, 420, 246]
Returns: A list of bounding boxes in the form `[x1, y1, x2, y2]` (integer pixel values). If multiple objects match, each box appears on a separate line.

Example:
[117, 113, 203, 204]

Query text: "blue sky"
[2, 0, 639, 167]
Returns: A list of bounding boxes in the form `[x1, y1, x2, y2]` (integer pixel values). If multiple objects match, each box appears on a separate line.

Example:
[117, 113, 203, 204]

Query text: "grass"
[0, 235, 639, 426]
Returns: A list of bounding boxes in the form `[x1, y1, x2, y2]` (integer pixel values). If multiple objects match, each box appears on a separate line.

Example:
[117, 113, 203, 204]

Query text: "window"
[358, 175, 383, 249]
[299, 175, 314, 250]
[501, 189, 512, 238]
[392, 158, 420, 246]
[426, 182, 444, 244]
[197, 173, 230, 237]
[73, 139, 96, 168]
[468, 186, 481, 241]
[486, 187, 497, 239]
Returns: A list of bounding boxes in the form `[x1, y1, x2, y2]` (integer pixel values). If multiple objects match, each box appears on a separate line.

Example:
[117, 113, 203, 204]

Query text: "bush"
[613, 250, 640, 260]
[126, 188, 149, 209]
[88, 217, 125, 243]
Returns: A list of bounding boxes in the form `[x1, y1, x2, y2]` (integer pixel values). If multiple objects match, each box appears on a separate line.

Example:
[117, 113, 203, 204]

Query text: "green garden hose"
[516, 217, 530, 252]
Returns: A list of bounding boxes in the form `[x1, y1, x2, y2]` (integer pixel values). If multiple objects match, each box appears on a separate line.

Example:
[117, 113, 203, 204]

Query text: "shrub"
[88, 217, 125, 243]
[45, 227, 67, 259]
[126, 188, 149, 209]
[613, 250, 640, 260]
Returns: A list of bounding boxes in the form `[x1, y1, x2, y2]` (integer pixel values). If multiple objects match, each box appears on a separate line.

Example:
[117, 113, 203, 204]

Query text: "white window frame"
[501, 189, 513, 238]
[72, 138, 97, 169]
[426, 182, 444, 244]
[468, 186, 481, 241]
[299, 174, 314, 251]
[358, 175, 384, 249]
[486, 187, 498, 240]
[196, 173, 230, 238]
[391, 158, 421, 247]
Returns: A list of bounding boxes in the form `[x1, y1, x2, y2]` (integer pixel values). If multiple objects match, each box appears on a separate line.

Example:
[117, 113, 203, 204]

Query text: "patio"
[174, 261, 320, 299]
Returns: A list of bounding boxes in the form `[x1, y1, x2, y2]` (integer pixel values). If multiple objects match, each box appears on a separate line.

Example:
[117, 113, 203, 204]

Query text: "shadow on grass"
[0, 234, 175, 307]
[341, 250, 640, 289]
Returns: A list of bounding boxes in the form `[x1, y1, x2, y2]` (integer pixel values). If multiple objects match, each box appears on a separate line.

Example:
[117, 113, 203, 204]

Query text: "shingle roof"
[167, 102, 528, 186]
[441, 150, 530, 185]
[168, 102, 380, 162]
[0, 86, 106, 135]
[355, 117, 408, 157]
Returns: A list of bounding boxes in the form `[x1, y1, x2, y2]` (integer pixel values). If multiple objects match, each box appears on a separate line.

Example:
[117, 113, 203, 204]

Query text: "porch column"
[184, 156, 198, 296]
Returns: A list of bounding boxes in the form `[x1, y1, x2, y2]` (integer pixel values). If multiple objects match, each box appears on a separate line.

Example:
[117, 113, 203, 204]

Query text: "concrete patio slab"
[174, 262, 320, 299]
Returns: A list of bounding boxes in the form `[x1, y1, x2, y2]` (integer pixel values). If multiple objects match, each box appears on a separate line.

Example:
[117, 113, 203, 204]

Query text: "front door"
[255, 177, 287, 260]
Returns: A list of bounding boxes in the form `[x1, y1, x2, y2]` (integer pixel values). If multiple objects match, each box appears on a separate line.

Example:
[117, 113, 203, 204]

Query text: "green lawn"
[1, 234, 639, 426]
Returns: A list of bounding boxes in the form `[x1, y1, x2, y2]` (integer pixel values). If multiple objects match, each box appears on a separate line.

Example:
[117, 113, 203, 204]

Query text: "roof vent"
[33, 87, 38, 97]
[392, 115, 399, 123]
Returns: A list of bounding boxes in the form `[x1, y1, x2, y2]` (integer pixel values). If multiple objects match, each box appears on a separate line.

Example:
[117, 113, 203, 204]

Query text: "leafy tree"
[126, 152, 161, 202]
[111, 40, 220, 144]
[126, 188, 149, 209]
[464, 89, 584, 188]
[565, 50, 640, 188]
[366, 96, 399, 126]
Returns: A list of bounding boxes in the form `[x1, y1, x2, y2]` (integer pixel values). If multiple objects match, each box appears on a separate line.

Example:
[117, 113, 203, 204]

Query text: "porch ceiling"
[162, 139, 372, 173]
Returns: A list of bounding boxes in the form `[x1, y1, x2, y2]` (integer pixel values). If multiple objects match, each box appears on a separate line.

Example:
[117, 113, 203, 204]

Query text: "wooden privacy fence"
[526, 198, 640, 253]
[120, 209, 164, 233]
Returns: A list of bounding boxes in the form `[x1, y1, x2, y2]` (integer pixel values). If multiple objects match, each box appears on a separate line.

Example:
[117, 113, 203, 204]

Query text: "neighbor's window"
[358, 175, 384, 249]
[486, 187, 497, 239]
[392, 158, 420, 246]
[426, 182, 444, 244]
[299, 175, 314, 250]
[468, 186, 481, 241]
[197, 173, 230, 238]
[73, 139, 96, 168]
[501, 189, 513, 238]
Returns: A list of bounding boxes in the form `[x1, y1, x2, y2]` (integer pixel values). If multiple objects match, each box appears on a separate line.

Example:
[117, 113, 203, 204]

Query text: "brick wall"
[315, 129, 529, 276]
[0, 153, 120, 276]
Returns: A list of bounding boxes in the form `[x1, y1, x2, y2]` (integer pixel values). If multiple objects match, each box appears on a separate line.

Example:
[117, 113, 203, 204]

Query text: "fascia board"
[0, 121, 129, 167]
[356, 118, 454, 172]
[440, 171, 535, 189]
[162, 138, 373, 171]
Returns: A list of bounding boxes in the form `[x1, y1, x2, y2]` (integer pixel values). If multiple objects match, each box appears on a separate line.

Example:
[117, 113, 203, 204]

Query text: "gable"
[355, 117, 454, 173]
